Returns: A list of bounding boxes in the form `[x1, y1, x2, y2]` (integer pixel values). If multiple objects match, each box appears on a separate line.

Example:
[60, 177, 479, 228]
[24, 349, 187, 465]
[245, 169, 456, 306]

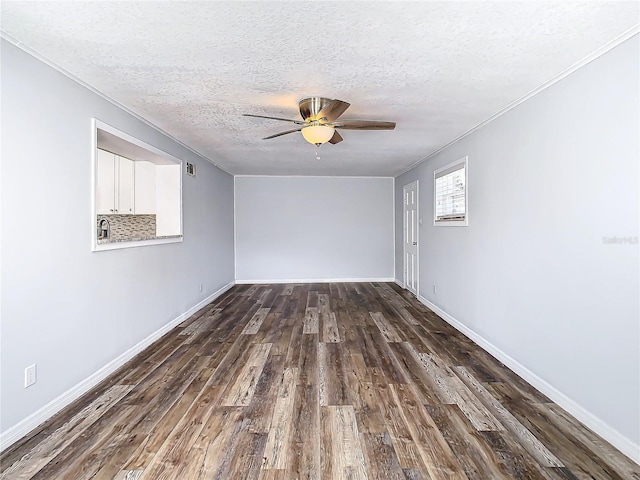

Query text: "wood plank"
[545, 403, 640, 480]
[242, 307, 271, 335]
[326, 406, 369, 479]
[320, 342, 351, 406]
[388, 383, 469, 480]
[322, 312, 341, 343]
[478, 431, 552, 480]
[191, 407, 244, 479]
[241, 354, 286, 435]
[416, 352, 503, 432]
[387, 343, 441, 405]
[318, 293, 331, 314]
[359, 432, 405, 480]
[0, 384, 134, 479]
[30, 403, 142, 480]
[303, 307, 319, 334]
[290, 383, 321, 479]
[425, 404, 514, 480]
[217, 429, 268, 479]
[376, 383, 425, 469]
[262, 367, 299, 470]
[453, 366, 564, 468]
[113, 470, 144, 480]
[220, 343, 272, 406]
[370, 312, 403, 342]
[135, 384, 224, 480]
[120, 366, 215, 470]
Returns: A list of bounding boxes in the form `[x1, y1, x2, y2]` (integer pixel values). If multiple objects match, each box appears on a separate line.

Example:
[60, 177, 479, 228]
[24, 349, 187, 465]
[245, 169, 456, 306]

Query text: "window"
[434, 156, 467, 226]
[92, 119, 183, 251]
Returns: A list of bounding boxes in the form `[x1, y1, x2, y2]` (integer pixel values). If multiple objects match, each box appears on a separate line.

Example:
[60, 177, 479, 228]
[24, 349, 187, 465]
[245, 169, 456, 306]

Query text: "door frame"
[403, 180, 419, 296]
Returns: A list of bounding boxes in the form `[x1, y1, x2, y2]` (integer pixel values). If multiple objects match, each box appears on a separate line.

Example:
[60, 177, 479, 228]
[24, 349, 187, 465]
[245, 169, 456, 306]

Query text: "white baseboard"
[181, 281, 235, 319]
[417, 294, 640, 465]
[394, 278, 405, 288]
[0, 280, 235, 453]
[235, 277, 395, 284]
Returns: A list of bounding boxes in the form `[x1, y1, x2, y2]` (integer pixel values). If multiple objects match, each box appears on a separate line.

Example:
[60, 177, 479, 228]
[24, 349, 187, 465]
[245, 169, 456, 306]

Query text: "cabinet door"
[134, 161, 156, 214]
[117, 156, 135, 214]
[155, 164, 181, 236]
[96, 149, 116, 214]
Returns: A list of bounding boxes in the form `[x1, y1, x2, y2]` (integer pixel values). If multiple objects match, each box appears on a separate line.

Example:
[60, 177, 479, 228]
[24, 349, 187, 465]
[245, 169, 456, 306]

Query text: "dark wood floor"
[1, 282, 638, 479]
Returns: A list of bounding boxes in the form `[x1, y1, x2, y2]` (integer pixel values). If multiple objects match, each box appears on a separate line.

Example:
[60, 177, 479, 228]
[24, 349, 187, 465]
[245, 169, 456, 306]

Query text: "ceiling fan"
[243, 97, 396, 146]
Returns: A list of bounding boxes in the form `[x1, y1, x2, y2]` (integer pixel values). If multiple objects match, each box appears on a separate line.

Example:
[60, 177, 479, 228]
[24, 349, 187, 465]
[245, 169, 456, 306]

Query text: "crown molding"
[395, 27, 640, 177]
[0, 30, 233, 176]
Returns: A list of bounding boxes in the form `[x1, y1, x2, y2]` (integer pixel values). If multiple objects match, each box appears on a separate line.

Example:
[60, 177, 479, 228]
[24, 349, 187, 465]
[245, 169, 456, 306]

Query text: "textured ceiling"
[1, 1, 638, 176]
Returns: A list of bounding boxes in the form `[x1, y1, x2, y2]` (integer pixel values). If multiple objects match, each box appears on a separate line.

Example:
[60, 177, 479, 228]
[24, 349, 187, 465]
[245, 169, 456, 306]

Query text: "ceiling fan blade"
[333, 120, 396, 130]
[263, 128, 302, 140]
[328, 130, 343, 144]
[317, 99, 351, 122]
[243, 114, 304, 125]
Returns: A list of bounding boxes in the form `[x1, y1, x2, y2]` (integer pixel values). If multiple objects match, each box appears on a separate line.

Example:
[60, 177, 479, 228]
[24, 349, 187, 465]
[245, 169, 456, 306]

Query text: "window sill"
[433, 220, 468, 227]
[93, 235, 183, 251]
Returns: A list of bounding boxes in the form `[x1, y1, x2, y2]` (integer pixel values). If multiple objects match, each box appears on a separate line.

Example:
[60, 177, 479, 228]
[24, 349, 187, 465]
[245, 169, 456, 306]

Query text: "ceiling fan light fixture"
[301, 125, 334, 146]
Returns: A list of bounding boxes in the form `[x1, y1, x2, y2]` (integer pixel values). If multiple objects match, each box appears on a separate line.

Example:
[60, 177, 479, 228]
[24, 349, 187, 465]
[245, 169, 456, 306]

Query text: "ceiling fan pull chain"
[315, 148, 320, 161]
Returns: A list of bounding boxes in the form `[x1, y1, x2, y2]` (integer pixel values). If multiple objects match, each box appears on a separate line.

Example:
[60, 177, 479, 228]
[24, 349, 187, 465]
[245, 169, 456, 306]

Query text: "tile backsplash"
[97, 214, 156, 242]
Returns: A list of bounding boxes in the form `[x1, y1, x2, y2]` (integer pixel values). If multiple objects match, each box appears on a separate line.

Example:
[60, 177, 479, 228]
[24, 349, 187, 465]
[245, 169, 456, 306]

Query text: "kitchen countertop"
[97, 235, 182, 244]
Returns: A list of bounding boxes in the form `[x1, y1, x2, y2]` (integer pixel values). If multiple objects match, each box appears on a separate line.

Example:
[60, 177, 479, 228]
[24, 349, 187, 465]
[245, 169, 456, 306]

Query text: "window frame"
[91, 118, 184, 252]
[433, 156, 468, 227]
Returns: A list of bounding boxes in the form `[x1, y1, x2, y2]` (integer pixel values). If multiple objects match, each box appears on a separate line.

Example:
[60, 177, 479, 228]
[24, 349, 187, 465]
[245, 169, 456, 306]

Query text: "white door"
[403, 181, 418, 295]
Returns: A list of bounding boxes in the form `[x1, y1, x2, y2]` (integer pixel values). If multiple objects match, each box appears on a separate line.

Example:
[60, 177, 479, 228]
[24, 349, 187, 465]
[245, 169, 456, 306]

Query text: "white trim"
[416, 294, 640, 464]
[235, 278, 395, 284]
[0, 30, 231, 175]
[395, 279, 405, 289]
[392, 179, 396, 283]
[233, 175, 237, 282]
[233, 175, 394, 179]
[90, 118, 98, 251]
[395, 27, 640, 177]
[0, 281, 235, 452]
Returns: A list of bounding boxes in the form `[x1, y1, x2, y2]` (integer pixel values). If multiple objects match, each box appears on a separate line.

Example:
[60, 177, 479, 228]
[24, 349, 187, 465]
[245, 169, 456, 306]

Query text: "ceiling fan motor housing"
[299, 97, 333, 122]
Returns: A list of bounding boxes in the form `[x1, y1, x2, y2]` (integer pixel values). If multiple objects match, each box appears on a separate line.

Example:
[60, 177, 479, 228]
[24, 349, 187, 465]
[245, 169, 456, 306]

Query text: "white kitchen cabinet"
[118, 156, 135, 214]
[156, 164, 182, 236]
[134, 160, 156, 214]
[95, 148, 135, 214]
[96, 149, 116, 214]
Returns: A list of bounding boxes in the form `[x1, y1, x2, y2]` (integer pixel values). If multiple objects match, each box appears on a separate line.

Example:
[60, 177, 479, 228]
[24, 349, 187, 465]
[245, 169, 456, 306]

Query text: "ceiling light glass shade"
[301, 125, 334, 145]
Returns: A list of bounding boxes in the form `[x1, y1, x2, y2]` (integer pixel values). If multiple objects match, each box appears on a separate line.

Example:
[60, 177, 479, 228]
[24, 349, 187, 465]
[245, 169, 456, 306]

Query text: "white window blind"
[434, 159, 466, 223]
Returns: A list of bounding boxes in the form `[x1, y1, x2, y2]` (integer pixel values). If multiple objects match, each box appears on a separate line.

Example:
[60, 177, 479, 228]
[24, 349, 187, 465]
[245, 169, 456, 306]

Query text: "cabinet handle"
[110, 209, 114, 212]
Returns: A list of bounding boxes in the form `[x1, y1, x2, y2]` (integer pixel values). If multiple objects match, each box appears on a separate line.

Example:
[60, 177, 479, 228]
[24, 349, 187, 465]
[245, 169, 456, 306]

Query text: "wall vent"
[186, 162, 196, 177]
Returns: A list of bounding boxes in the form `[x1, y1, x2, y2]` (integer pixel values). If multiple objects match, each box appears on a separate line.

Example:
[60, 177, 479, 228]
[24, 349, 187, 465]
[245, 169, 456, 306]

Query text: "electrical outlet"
[24, 364, 36, 388]
[433, 285, 437, 294]
[199, 283, 203, 292]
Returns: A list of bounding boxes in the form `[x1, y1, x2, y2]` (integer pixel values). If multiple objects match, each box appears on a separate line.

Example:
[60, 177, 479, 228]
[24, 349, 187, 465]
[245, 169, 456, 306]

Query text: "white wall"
[395, 36, 639, 456]
[235, 176, 394, 282]
[0, 40, 235, 439]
